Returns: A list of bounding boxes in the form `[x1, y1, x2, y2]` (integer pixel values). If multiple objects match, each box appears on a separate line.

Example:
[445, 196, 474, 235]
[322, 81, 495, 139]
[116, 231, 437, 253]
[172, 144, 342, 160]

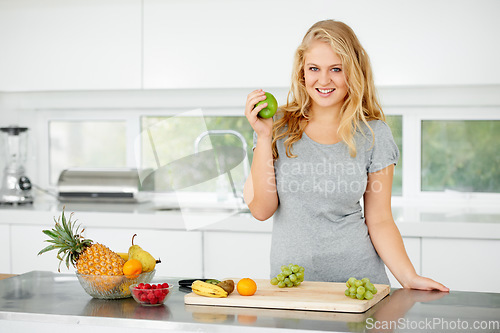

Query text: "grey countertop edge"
[0, 311, 336, 333]
[1, 271, 500, 333]
[0, 312, 308, 333]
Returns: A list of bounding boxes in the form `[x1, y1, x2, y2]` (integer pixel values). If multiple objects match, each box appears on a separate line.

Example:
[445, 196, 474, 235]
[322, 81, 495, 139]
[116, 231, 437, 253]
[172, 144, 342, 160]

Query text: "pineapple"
[38, 208, 125, 292]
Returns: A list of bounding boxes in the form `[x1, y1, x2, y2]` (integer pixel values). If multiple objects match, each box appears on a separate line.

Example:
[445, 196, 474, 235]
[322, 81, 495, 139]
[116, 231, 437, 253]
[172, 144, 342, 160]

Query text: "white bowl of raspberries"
[130, 282, 173, 306]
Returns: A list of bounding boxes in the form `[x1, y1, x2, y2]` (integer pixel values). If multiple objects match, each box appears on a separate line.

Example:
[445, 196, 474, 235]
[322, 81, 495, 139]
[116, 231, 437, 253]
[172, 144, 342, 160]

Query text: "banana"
[191, 280, 228, 298]
[192, 312, 230, 323]
[117, 252, 129, 261]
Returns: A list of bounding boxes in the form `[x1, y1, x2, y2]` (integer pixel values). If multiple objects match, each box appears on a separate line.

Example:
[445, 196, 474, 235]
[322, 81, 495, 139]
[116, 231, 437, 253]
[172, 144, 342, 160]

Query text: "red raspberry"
[149, 297, 158, 304]
[137, 283, 145, 289]
[140, 293, 148, 302]
[144, 284, 151, 289]
[157, 294, 166, 302]
[151, 284, 157, 289]
[163, 289, 169, 296]
[161, 283, 169, 288]
[154, 290, 163, 298]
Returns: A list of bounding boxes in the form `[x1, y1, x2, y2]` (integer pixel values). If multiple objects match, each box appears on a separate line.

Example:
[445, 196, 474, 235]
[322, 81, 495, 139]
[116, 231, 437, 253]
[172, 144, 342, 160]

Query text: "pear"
[127, 234, 142, 259]
[128, 234, 158, 272]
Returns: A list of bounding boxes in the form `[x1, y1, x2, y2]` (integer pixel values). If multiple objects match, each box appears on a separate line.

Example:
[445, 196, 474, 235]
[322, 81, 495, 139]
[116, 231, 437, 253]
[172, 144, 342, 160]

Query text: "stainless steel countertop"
[1, 271, 499, 332]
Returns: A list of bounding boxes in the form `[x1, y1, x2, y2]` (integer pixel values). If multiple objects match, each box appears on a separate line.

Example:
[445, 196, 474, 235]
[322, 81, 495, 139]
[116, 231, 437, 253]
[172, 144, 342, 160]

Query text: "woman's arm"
[364, 165, 449, 291]
[243, 90, 279, 221]
[243, 136, 278, 220]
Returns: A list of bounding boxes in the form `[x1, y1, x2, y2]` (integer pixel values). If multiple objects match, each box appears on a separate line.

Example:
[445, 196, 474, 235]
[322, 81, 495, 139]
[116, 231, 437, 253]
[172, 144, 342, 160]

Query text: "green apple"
[256, 92, 278, 119]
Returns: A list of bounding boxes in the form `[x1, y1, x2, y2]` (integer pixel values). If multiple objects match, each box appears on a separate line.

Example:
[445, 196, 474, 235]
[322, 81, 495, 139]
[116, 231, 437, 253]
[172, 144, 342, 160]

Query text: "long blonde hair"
[272, 20, 385, 159]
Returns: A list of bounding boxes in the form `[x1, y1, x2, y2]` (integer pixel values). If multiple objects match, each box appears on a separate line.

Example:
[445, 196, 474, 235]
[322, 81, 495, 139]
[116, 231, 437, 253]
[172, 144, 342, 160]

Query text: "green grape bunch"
[344, 277, 377, 300]
[270, 264, 305, 288]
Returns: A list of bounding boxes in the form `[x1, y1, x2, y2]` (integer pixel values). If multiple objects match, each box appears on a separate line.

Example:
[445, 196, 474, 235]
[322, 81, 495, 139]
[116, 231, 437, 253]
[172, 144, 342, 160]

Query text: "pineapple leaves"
[38, 208, 93, 270]
[58, 247, 72, 271]
[65, 254, 71, 271]
[42, 229, 59, 240]
[38, 244, 60, 255]
[54, 222, 73, 245]
[56, 247, 68, 260]
[61, 210, 74, 238]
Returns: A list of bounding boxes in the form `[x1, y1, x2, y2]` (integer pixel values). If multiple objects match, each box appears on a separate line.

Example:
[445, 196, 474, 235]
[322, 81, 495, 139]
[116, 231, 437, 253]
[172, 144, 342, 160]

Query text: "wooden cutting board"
[184, 279, 390, 313]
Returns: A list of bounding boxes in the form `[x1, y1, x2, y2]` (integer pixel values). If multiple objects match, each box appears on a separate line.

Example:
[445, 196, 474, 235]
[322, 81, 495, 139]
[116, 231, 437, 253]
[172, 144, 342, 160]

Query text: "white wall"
[1, 0, 499, 185]
[142, 0, 500, 87]
[0, 0, 142, 91]
[1, 0, 500, 93]
[323, 0, 500, 86]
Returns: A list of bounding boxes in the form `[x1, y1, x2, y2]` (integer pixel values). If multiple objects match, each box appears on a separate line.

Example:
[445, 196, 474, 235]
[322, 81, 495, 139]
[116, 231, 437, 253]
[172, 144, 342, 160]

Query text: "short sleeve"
[368, 121, 400, 173]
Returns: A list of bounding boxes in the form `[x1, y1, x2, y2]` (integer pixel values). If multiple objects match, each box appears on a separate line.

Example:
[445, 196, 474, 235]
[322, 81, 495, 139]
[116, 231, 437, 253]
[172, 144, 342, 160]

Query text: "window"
[37, 87, 500, 204]
[141, 114, 253, 193]
[49, 120, 127, 184]
[386, 115, 403, 196]
[140, 114, 403, 195]
[421, 120, 499, 193]
[45, 114, 403, 195]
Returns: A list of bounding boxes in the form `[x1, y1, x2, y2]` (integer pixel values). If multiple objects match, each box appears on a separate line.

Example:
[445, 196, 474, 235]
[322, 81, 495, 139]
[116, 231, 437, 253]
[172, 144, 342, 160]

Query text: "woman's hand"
[243, 89, 278, 220]
[245, 89, 274, 138]
[404, 274, 450, 292]
[364, 166, 449, 294]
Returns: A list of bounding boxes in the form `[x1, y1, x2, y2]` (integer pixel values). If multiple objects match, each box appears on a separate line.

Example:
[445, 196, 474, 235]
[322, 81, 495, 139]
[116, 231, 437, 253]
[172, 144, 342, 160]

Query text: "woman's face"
[303, 40, 348, 113]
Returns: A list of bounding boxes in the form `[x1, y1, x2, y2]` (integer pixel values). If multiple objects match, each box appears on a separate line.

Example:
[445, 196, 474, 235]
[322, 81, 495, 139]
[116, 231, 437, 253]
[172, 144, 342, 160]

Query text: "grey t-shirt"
[253, 120, 399, 284]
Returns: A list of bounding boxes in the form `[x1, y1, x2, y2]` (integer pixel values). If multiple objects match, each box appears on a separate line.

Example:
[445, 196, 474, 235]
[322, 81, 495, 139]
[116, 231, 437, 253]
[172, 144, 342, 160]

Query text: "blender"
[0, 126, 33, 204]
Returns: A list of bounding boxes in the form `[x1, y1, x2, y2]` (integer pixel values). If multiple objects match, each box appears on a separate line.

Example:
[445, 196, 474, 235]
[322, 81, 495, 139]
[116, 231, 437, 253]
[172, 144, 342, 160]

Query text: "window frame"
[35, 100, 500, 205]
[35, 107, 245, 189]
[395, 105, 500, 205]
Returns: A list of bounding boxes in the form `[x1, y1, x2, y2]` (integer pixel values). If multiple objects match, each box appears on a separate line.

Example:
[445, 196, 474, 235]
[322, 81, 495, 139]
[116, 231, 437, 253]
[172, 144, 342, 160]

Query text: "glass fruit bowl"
[130, 282, 174, 306]
[76, 270, 156, 299]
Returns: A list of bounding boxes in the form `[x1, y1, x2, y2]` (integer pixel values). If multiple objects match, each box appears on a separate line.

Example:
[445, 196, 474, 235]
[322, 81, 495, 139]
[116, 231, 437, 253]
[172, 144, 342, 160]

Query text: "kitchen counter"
[1, 195, 500, 293]
[1, 193, 500, 239]
[1, 271, 499, 333]
[0, 194, 271, 233]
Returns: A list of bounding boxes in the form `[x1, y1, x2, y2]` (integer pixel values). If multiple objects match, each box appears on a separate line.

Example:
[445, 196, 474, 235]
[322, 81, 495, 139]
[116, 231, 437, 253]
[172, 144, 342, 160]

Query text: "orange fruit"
[123, 259, 142, 279]
[237, 278, 257, 296]
[237, 314, 258, 325]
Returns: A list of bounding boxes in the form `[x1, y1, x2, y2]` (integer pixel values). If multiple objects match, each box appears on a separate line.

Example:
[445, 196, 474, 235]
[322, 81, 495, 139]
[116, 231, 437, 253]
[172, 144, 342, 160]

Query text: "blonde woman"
[244, 20, 448, 291]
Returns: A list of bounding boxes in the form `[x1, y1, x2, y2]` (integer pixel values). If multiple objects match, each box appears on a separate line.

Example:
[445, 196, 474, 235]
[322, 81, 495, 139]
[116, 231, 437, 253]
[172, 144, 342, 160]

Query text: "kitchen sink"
[153, 200, 250, 214]
[155, 206, 250, 214]
[151, 191, 251, 215]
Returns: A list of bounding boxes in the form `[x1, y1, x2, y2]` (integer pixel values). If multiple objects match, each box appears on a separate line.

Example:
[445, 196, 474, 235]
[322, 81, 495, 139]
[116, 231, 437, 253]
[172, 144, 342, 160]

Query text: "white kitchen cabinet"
[142, 0, 318, 89]
[0, 225, 11, 274]
[0, 0, 142, 91]
[203, 231, 272, 279]
[422, 238, 500, 293]
[84, 228, 203, 278]
[4, 204, 500, 295]
[11, 224, 61, 274]
[385, 237, 421, 288]
[10, 224, 203, 278]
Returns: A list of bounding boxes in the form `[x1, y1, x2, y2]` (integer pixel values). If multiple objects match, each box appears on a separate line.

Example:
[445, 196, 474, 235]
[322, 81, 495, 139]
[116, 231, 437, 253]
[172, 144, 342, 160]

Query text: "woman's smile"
[316, 88, 336, 96]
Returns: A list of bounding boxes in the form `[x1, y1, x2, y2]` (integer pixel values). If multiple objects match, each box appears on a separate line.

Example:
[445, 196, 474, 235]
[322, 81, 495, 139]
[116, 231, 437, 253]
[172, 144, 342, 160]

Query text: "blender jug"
[0, 126, 33, 204]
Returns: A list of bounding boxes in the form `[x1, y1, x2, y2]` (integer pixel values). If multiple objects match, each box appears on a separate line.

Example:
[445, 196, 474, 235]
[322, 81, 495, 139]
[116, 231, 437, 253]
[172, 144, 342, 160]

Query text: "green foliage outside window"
[421, 120, 500, 193]
[386, 116, 403, 196]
